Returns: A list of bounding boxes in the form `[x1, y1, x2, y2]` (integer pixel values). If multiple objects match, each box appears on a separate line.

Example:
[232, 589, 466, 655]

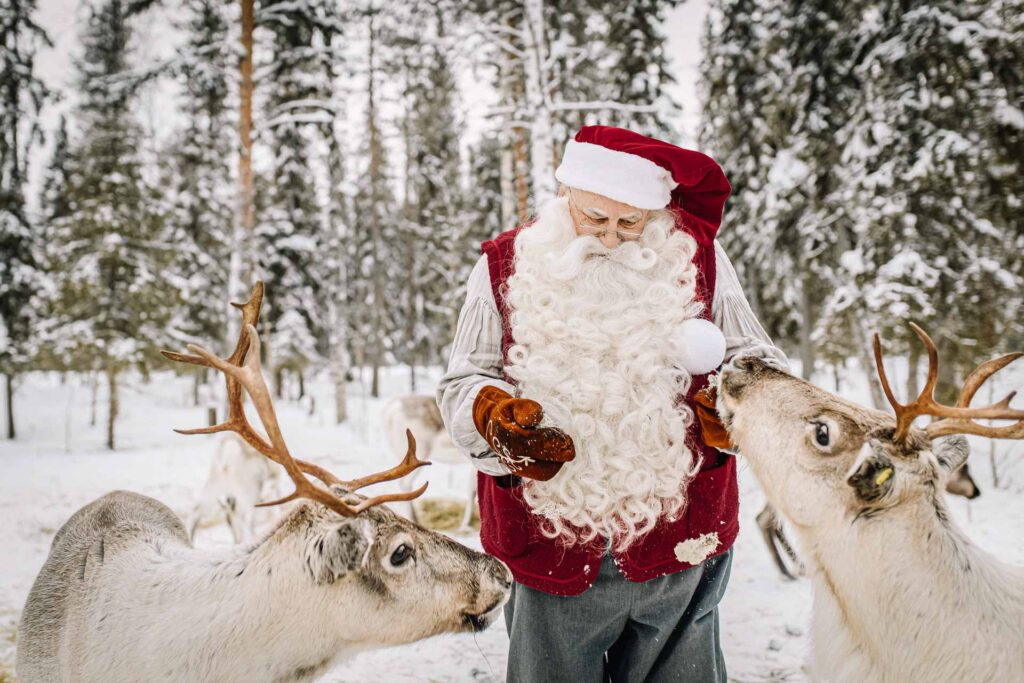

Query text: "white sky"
[27, 0, 712, 205]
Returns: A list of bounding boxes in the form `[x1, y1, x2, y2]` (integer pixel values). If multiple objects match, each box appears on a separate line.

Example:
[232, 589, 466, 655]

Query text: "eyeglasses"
[567, 190, 648, 242]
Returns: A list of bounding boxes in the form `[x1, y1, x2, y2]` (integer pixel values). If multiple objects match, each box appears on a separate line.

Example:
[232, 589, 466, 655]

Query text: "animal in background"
[186, 433, 282, 543]
[382, 394, 476, 531]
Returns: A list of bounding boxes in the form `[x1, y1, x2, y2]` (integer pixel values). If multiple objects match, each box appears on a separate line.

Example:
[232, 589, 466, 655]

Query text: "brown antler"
[872, 323, 1024, 443]
[162, 282, 430, 517]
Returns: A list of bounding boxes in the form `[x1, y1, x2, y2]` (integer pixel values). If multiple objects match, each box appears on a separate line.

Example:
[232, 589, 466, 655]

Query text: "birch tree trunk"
[522, 0, 555, 204]
[228, 0, 256, 349]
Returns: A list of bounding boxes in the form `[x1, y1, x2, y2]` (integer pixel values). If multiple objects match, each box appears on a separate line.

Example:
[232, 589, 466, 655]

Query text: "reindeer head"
[164, 282, 512, 646]
[267, 486, 511, 646]
[717, 326, 1022, 528]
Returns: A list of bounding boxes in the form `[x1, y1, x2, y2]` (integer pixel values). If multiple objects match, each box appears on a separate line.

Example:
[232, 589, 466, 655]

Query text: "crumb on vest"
[673, 532, 720, 565]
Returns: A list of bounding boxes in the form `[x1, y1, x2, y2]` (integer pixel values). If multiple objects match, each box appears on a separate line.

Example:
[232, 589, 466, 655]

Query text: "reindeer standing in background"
[381, 395, 476, 530]
[718, 324, 1024, 682]
[186, 433, 282, 543]
[17, 283, 511, 683]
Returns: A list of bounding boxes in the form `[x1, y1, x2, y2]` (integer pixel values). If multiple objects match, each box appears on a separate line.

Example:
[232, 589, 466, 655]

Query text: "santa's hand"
[472, 386, 576, 481]
[695, 386, 735, 450]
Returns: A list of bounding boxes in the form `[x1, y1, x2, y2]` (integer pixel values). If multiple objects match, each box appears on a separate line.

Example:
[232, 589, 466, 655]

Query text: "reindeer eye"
[390, 543, 414, 567]
[814, 422, 831, 447]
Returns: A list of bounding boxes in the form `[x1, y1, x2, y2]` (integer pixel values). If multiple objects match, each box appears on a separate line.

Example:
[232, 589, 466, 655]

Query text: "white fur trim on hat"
[555, 140, 676, 209]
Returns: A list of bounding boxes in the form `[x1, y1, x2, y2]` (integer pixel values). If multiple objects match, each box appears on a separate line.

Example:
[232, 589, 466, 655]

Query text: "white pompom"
[674, 318, 727, 375]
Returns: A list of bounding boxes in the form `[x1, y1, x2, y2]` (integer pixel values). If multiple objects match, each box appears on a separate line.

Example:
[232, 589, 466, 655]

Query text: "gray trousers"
[503, 549, 732, 683]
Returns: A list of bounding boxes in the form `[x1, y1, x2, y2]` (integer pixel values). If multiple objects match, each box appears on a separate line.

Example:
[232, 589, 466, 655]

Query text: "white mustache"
[545, 236, 658, 282]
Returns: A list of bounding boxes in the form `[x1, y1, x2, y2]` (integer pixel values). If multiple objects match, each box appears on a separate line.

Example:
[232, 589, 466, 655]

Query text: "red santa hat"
[554, 125, 732, 246]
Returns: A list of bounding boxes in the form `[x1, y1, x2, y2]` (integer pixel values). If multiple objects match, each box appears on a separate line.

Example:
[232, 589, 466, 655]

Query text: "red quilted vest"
[476, 225, 739, 596]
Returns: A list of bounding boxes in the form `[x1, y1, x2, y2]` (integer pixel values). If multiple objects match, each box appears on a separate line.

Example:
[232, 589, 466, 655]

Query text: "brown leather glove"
[695, 386, 735, 450]
[473, 386, 576, 481]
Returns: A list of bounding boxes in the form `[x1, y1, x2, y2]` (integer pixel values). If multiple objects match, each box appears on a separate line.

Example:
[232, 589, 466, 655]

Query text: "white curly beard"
[505, 196, 705, 551]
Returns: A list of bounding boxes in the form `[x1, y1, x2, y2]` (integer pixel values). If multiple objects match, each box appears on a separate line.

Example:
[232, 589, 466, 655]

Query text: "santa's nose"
[599, 232, 621, 249]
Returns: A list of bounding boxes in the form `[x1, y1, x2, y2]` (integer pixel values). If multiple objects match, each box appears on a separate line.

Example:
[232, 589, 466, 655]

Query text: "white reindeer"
[382, 395, 476, 531]
[757, 460, 980, 580]
[717, 324, 1024, 682]
[186, 433, 282, 543]
[17, 285, 511, 683]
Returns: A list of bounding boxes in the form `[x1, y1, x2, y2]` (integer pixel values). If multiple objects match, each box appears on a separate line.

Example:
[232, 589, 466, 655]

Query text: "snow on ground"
[2, 364, 1022, 681]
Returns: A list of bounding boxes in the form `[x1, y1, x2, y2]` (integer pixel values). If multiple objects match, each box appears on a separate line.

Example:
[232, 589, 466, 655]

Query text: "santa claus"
[438, 126, 786, 682]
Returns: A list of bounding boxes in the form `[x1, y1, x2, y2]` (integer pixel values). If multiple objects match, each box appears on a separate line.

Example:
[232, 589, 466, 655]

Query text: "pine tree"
[701, 0, 1024, 400]
[48, 0, 173, 449]
[388, 1, 466, 382]
[256, 0, 345, 397]
[468, 0, 681, 214]
[701, 0, 868, 381]
[163, 0, 236, 392]
[551, 0, 681, 138]
[322, 56, 352, 423]
[348, 4, 399, 398]
[40, 115, 72, 225]
[824, 0, 1024, 398]
[1, 0, 52, 438]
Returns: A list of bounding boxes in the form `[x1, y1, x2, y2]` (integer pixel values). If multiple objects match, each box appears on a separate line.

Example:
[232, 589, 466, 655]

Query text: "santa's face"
[505, 196, 704, 551]
[564, 186, 651, 248]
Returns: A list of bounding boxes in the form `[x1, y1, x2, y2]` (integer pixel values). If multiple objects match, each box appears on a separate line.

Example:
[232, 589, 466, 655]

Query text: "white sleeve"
[436, 255, 515, 476]
[711, 240, 790, 370]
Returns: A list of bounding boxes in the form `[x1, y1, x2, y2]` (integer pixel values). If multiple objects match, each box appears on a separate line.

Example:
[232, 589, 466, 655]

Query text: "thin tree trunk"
[106, 365, 119, 450]
[409, 363, 416, 393]
[512, 128, 530, 223]
[298, 371, 305, 400]
[986, 383, 1001, 489]
[89, 371, 99, 427]
[501, 12, 530, 224]
[4, 372, 14, 440]
[522, 0, 555, 203]
[333, 370, 348, 424]
[500, 145, 516, 229]
[798, 283, 815, 380]
[936, 335, 958, 405]
[238, 0, 255, 242]
[366, 10, 385, 403]
[857, 321, 886, 410]
[274, 366, 284, 399]
[906, 342, 921, 400]
[192, 370, 202, 407]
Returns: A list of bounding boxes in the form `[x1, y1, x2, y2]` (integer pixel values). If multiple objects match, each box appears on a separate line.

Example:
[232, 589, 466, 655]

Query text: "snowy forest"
[3, 1, 1024, 680]
[1, 0, 1022, 447]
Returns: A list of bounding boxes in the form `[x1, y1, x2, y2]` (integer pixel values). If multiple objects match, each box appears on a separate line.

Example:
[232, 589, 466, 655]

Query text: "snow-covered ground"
[2, 364, 1022, 681]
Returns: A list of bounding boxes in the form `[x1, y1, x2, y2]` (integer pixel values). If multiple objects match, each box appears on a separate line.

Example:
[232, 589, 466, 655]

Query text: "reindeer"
[381, 395, 476, 531]
[186, 433, 283, 543]
[16, 284, 512, 683]
[758, 458, 979, 580]
[717, 324, 1024, 682]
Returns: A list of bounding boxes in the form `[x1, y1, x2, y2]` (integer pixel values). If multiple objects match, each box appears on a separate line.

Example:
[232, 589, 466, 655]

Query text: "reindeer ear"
[847, 441, 896, 503]
[306, 519, 371, 585]
[932, 435, 970, 475]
